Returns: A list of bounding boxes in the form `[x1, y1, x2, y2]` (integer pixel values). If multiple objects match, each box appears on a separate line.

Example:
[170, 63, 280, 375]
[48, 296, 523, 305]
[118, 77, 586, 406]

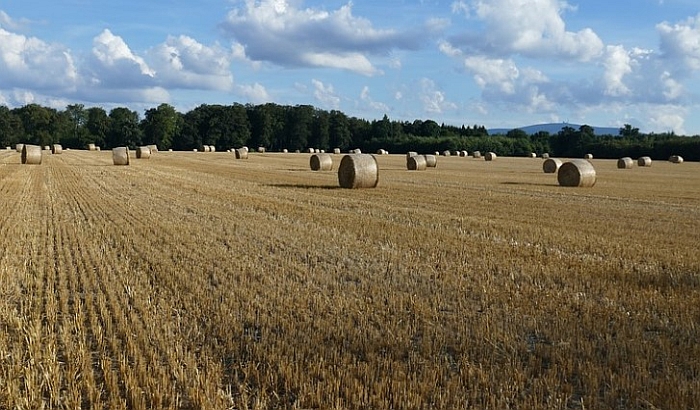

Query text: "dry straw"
[147, 144, 158, 153]
[338, 154, 379, 188]
[43, 145, 50, 151]
[352, 148, 362, 154]
[558, 159, 596, 187]
[282, 149, 288, 153]
[542, 153, 550, 159]
[15, 143, 24, 153]
[235, 148, 248, 159]
[307, 148, 315, 153]
[407, 154, 427, 170]
[617, 157, 634, 169]
[472, 151, 482, 158]
[406, 151, 418, 159]
[423, 154, 437, 168]
[542, 158, 563, 173]
[203, 145, 211, 152]
[333, 148, 341, 154]
[88, 143, 96, 151]
[136, 146, 152, 159]
[442, 150, 451, 156]
[637, 156, 652, 167]
[21, 144, 42, 165]
[258, 147, 266, 153]
[51, 144, 63, 154]
[485, 152, 497, 161]
[459, 150, 467, 157]
[112, 147, 130, 165]
[669, 155, 683, 164]
[310, 153, 333, 171]
[529, 152, 537, 158]
[584, 153, 593, 160]
[210, 145, 216, 152]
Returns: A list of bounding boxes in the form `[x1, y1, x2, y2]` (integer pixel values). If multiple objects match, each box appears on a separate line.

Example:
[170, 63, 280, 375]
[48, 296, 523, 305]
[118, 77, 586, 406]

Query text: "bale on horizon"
[637, 156, 652, 167]
[558, 159, 596, 187]
[136, 146, 151, 159]
[584, 153, 593, 160]
[21, 145, 42, 165]
[51, 144, 63, 154]
[485, 152, 497, 161]
[235, 148, 248, 159]
[407, 155, 427, 170]
[424, 154, 437, 168]
[338, 154, 378, 188]
[543, 158, 563, 173]
[617, 157, 634, 169]
[669, 155, 683, 164]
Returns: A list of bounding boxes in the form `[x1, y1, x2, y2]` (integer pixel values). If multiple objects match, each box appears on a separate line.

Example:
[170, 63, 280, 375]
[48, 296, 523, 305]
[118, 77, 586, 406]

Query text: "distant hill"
[488, 123, 620, 136]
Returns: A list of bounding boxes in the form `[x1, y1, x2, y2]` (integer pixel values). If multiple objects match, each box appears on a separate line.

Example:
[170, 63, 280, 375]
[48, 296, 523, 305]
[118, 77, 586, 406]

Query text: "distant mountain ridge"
[488, 123, 621, 136]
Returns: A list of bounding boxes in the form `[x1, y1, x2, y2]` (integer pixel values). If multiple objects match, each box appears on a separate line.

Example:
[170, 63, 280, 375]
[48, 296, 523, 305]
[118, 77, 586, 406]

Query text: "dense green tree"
[328, 110, 352, 150]
[107, 107, 142, 148]
[310, 109, 330, 150]
[85, 107, 109, 148]
[142, 103, 181, 150]
[0, 106, 23, 148]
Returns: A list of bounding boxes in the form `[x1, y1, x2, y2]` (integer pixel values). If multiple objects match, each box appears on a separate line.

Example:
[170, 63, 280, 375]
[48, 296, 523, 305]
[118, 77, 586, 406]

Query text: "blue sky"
[2, 0, 700, 134]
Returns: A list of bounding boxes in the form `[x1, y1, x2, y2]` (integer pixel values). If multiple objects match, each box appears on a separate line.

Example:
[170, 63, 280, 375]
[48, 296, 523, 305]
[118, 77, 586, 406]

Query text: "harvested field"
[0, 151, 698, 409]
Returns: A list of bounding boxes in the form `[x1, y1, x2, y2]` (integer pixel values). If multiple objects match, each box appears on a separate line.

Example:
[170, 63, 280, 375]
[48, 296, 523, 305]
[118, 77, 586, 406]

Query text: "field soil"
[0, 150, 698, 409]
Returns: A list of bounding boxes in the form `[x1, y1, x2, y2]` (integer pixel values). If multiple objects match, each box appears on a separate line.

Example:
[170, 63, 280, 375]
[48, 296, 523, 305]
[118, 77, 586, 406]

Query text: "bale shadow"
[265, 183, 341, 190]
[501, 181, 556, 187]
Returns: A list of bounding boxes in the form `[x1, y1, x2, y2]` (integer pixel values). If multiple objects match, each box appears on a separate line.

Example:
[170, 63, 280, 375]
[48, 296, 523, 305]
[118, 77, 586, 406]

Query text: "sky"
[1, 0, 700, 135]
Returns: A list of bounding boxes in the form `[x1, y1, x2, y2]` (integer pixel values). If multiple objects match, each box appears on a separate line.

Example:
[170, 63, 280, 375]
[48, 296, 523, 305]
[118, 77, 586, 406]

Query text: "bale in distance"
[542, 153, 550, 159]
[558, 159, 596, 187]
[406, 151, 418, 159]
[637, 156, 652, 167]
[235, 148, 249, 159]
[147, 144, 158, 153]
[617, 157, 634, 169]
[485, 152, 497, 161]
[112, 147, 130, 165]
[210, 145, 216, 152]
[423, 154, 437, 168]
[257, 147, 266, 153]
[669, 155, 683, 164]
[529, 152, 537, 158]
[307, 148, 315, 153]
[542, 158, 563, 173]
[43, 145, 51, 151]
[472, 151, 482, 158]
[88, 143, 96, 151]
[584, 153, 593, 160]
[442, 150, 451, 157]
[434, 151, 440, 156]
[168, 148, 173, 152]
[15, 143, 24, 153]
[282, 148, 288, 153]
[407, 155, 427, 171]
[333, 148, 341, 154]
[352, 148, 362, 154]
[51, 144, 63, 154]
[136, 146, 151, 159]
[310, 153, 333, 171]
[21, 144, 42, 165]
[203, 145, 211, 152]
[338, 154, 378, 189]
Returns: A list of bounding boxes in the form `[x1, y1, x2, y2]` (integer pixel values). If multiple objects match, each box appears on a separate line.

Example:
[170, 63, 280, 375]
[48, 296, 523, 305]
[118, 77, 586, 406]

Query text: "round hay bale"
[203, 145, 211, 152]
[558, 159, 596, 187]
[442, 150, 451, 157]
[15, 143, 24, 153]
[338, 154, 378, 188]
[51, 144, 63, 154]
[88, 143, 96, 151]
[147, 144, 158, 153]
[310, 153, 333, 171]
[168, 148, 173, 152]
[617, 157, 634, 169]
[282, 148, 288, 153]
[637, 156, 652, 167]
[669, 155, 683, 164]
[257, 147, 266, 153]
[542, 158, 563, 173]
[407, 155, 427, 170]
[542, 153, 550, 159]
[529, 152, 537, 158]
[307, 148, 315, 153]
[21, 144, 42, 165]
[210, 145, 216, 152]
[353, 148, 362, 154]
[112, 147, 130, 165]
[43, 145, 51, 151]
[136, 146, 151, 159]
[472, 151, 481, 158]
[193, 149, 198, 152]
[235, 148, 248, 159]
[485, 152, 497, 161]
[434, 151, 440, 156]
[294, 149, 301, 153]
[96, 146, 101, 151]
[423, 154, 437, 168]
[406, 151, 418, 159]
[459, 150, 466, 157]
[584, 153, 593, 160]
[5, 146, 10, 150]
[333, 148, 341, 154]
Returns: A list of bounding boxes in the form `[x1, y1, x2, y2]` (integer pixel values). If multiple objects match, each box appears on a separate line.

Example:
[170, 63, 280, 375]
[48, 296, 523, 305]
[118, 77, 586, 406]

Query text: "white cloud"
[220, 0, 430, 75]
[603, 45, 632, 96]
[89, 29, 155, 87]
[647, 104, 687, 134]
[464, 56, 520, 94]
[419, 78, 457, 114]
[148, 35, 234, 90]
[237, 82, 272, 104]
[451, 1, 471, 17]
[657, 13, 700, 72]
[455, 0, 604, 61]
[311, 79, 340, 109]
[0, 27, 78, 90]
[360, 86, 389, 111]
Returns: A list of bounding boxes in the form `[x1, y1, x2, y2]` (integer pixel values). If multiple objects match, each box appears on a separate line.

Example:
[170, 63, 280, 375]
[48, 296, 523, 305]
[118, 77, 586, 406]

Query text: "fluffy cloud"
[148, 35, 234, 90]
[657, 13, 700, 72]
[236, 82, 271, 104]
[0, 27, 77, 90]
[360, 86, 389, 112]
[220, 0, 431, 75]
[419, 78, 457, 114]
[89, 29, 155, 87]
[455, 0, 604, 61]
[311, 79, 340, 109]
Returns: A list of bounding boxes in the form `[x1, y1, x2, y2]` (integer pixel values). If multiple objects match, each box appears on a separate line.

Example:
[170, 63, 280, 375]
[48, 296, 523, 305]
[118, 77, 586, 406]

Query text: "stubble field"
[0, 149, 698, 409]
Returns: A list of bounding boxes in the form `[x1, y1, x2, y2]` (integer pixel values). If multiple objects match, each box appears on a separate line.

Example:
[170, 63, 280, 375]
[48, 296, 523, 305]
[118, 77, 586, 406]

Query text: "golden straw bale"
[472, 151, 481, 158]
[88, 143, 96, 151]
[51, 144, 63, 154]
[136, 146, 152, 159]
[112, 147, 130, 165]
[543, 158, 563, 173]
[617, 157, 634, 169]
[147, 144, 158, 153]
[637, 156, 652, 167]
[442, 150, 451, 156]
[15, 143, 24, 153]
[542, 153, 550, 159]
[406, 151, 418, 158]
[485, 152, 497, 161]
[235, 148, 248, 159]
[21, 144, 42, 165]
[333, 148, 341, 154]
[338, 154, 379, 188]
[558, 159, 596, 187]
[423, 154, 437, 168]
[669, 155, 683, 164]
[407, 155, 427, 170]
[584, 153, 593, 160]
[310, 153, 333, 171]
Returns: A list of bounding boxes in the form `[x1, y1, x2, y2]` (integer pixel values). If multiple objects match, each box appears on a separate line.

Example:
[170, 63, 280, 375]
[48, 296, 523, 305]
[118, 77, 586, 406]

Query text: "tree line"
[1, 103, 698, 160]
